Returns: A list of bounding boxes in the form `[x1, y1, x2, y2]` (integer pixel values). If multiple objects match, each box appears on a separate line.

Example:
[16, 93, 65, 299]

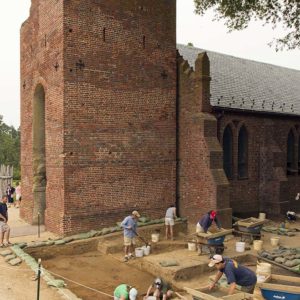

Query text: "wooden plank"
[259, 282, 300, 293]
[184, 287, 253, 300]
[184, 287, 219, 300]
[196, 229, 233, 239]
[270, 274, 300, 283]
[235, 218, 266, 228]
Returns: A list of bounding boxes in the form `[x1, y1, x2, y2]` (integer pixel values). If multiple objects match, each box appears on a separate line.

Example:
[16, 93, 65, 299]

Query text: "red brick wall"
[177, 53, 232, 228]
[20, 0, 65, 232]
[21, 0, 177, 235]
[217, 111, 300, 217]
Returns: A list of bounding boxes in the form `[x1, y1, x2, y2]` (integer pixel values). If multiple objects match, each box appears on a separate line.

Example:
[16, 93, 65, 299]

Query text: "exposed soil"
[42, 251, 155, 300]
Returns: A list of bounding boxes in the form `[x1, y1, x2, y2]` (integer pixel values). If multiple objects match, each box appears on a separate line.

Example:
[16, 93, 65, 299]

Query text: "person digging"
[120, 210, 140, 262]
[144, 277, 173, 300]
[208, 254, 257, 295]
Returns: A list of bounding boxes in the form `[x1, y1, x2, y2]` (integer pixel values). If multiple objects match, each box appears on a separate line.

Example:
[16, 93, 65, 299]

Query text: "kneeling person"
[144, 277, 172, 300]
[209, 254, 257, 295]
[114, 284, 138, 300]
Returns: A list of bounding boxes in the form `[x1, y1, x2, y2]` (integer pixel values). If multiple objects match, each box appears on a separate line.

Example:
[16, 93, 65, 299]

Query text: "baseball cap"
[210, 210, 217, 219]
[132, 210, 140, 218]
[208, 254, 223, 267]
[129, 287, 138, 300]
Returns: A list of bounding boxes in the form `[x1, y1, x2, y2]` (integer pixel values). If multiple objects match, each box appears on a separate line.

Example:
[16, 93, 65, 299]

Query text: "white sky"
[1, 0, 300, 128]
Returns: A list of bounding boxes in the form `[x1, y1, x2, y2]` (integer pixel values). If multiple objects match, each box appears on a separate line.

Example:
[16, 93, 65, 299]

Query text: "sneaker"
[129, 254, 135, 259]
[123, 256, 129, 262]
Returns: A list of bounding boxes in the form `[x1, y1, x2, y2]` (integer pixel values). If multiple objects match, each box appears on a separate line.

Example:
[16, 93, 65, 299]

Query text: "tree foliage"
[0, 115, 20, 179]
[194, 0, 300, 50]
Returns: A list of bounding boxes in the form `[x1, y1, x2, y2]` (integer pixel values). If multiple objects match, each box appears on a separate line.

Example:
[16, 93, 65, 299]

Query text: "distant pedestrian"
[114, 284, 138, 300]
[15, 182, 21, 208]
[121, 210, 140, 262]
[0, 195, 12, 247]
[6, 183, 15, 208]
[196, 210, 222, 234]
[165, 204, 177, 240]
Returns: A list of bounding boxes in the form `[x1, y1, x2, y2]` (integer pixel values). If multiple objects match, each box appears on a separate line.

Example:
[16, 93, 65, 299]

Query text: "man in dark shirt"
[0, 195, 11, 247]
[197, 210, 222, 234]
[209, 254, 257, 295]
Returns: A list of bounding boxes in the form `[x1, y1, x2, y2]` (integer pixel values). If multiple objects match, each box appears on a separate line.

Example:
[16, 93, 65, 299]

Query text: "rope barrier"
[44, 268, 114, 298]
[42, 273, 73, 300]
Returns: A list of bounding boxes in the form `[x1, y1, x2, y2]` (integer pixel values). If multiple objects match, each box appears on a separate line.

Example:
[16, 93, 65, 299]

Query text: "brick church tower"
[20, 0, 177, 235]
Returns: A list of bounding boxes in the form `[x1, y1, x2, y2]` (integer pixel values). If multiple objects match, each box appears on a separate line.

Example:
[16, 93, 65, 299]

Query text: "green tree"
[0, 115, 20, 179]
[193, 0, 300, 50]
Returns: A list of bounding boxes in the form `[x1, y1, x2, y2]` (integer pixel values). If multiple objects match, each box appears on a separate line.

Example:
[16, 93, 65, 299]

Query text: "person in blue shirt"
[196, 210, 221, 234]
[121, 210, 140, 262]
[208, 254, 257, 295]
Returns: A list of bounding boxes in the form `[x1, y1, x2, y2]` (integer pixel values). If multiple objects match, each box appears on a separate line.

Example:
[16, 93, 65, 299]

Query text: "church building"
[20, 0, 300, 235]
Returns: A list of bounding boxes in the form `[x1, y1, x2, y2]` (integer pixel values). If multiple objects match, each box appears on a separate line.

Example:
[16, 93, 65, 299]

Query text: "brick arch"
[220, 122, 235, 145]
[32, 83, 47, 224]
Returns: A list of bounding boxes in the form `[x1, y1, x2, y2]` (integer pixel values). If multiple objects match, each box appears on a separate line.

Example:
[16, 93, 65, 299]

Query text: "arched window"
[287, 130, 296, 175]
[238, 126, 248, 178]
[223, 125, 233, 179]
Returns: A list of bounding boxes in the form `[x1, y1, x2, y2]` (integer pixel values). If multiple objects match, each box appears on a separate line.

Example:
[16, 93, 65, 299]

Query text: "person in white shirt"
[165, 204, 177, 240]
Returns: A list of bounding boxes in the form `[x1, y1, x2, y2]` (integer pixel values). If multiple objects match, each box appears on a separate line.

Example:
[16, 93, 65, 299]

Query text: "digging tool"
[132, 229, 150, 247]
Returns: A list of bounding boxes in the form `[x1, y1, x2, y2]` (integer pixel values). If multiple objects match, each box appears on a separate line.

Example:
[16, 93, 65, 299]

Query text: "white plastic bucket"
[253, 240, 263, 251]
[259, 213, 266, 220]
[236, 242, 245, 252]
[270, 237, 280, 247]
[256, 262, 271, 275]
[151, 233, 160, 243]
[135, 247, 144, 257]
[188, 242, 196, 251]
[142, 245, 151, 256]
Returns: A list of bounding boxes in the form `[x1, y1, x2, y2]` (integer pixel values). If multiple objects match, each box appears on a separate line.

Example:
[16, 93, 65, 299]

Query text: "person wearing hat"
[144, 277, 172, 300]
[114, 284, 138, 300]
[121, 210, 141, 262]
[208, 254, 257, 295]
[196, 210, 221, 234]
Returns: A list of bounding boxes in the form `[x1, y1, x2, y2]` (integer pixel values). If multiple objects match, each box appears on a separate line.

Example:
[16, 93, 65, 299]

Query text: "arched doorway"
[32, 84, 46, 224]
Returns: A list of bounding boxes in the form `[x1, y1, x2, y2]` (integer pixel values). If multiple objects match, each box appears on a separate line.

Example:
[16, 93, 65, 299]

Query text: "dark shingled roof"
[177, 44, 300, 116]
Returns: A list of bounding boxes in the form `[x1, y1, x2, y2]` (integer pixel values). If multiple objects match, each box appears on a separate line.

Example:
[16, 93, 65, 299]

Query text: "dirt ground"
[0, 207, 62, 300]
[1, 207, 300, 300]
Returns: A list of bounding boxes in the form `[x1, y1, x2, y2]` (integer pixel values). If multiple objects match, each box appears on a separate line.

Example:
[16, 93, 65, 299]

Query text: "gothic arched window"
[223, 125, 233, 179]
[238, 125, 248, 178]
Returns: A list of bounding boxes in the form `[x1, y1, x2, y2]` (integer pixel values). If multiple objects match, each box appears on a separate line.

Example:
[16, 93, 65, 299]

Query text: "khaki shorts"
[165, 217, 174, 226]
[0, 221, 10, 233]
[124, 236, 136, 246]
[196, 223, 204, 233]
